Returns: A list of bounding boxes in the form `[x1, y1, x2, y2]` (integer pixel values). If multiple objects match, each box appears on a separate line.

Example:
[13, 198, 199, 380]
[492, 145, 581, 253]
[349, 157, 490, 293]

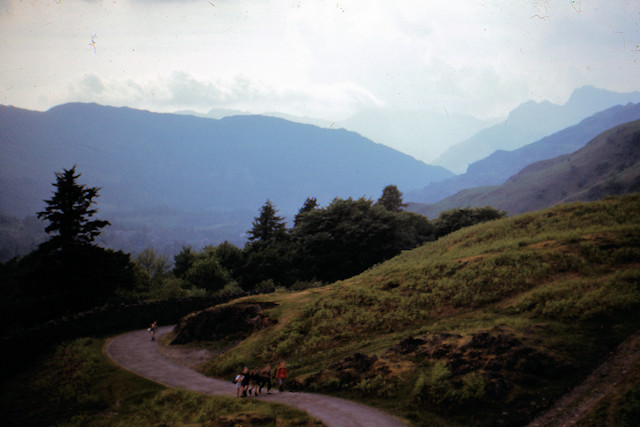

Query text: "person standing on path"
[149, 321, 158, 341]
[275, 361, 288, 392]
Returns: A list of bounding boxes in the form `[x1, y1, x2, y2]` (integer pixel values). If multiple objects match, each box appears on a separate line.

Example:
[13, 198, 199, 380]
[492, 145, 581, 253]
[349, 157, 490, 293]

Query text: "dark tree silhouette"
[243, 200, 293, 288]
[37, 165, 110, 250]
[377, 184, 407, 212]
[6, 166, 136, 323]
[294, 197, 319, 226]
[291, 197, 432, 282]
[247, 200, 288, 243]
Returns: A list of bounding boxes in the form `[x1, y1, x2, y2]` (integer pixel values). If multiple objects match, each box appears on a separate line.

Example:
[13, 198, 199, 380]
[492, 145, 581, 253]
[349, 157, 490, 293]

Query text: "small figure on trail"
[258, 364, 272, 394]
[148, 321, 158, 341]
[275, 361, 288, 392]
[241, 366, 250, 397]
[248, 368, 260, 396]
[233, 371, 245, 398]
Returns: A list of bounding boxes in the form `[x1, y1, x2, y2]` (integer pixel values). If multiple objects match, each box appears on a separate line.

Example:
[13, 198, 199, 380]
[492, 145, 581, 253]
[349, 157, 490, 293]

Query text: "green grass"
[0, 337, 321, 426]
[195, 194, 640, 426]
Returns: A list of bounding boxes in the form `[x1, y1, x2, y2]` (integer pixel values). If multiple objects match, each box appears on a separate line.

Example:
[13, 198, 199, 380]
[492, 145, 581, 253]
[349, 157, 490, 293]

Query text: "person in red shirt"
[275, 361, 288, 392]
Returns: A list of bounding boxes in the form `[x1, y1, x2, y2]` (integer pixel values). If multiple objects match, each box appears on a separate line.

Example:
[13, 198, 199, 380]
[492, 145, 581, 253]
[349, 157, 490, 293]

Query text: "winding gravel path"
[106, 326, 406, 427]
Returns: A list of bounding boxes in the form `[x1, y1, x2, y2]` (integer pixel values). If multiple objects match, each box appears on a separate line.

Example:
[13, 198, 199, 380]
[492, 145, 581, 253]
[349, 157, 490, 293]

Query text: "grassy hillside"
[183, 194, 640, 426]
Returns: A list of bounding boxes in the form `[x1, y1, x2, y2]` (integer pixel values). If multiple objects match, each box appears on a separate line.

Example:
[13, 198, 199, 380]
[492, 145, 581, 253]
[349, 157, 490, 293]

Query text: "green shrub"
[217, 280, 243, 297]
[618, 383, 640, 427]
[460, 372, 486, 402]
[255, 279, 276, 293]
[354, 374, 396, 398]
[423, 362, 453, 405]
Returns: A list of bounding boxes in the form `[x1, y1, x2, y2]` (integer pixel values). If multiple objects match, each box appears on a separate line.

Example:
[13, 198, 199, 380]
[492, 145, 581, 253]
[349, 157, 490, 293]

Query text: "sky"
[1, 0, 639, 161]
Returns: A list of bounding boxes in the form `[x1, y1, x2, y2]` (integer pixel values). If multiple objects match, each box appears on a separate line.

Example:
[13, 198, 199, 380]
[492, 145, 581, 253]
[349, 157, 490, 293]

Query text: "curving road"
[106, 326, 406, 427]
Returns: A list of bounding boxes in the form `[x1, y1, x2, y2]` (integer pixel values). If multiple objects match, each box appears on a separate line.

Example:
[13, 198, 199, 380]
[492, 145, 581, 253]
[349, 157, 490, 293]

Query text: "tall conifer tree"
[37, 165, 110, 250]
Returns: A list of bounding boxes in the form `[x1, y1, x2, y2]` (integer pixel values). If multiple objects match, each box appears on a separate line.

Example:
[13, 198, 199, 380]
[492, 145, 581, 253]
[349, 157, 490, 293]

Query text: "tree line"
[0, 166, 505, 333]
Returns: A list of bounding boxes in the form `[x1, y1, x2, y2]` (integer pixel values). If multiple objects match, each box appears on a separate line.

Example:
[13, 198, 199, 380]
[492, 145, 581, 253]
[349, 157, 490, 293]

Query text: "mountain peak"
[565, 86, 637, 107]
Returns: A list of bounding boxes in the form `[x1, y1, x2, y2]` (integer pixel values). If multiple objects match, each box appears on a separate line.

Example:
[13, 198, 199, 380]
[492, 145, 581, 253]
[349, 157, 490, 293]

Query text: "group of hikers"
[233, 362, 288, 397]
[146, 321, 288, 397]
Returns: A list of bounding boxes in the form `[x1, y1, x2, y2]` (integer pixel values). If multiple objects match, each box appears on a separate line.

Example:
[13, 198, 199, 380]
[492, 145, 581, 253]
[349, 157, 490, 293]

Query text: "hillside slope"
[413, 119, 640, 218]
[408, 102, 640, 204]
[172, 194, 640, 426]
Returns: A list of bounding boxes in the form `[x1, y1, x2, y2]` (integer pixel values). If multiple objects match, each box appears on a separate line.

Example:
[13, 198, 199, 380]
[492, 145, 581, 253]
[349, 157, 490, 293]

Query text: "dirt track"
[528, 329, 640, 426]
[106, 326, 406, 427]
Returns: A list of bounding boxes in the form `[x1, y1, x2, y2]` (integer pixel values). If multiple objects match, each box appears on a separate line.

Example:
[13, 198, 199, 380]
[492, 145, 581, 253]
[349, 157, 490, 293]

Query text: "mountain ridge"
[407, 102, 640, 204]
[411, 119, 640, 218]
[432, 86, 640, 173]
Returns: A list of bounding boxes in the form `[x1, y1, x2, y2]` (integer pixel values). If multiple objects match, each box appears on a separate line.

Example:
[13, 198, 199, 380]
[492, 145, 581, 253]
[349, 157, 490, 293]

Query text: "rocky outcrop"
[170, 301, 277, 345]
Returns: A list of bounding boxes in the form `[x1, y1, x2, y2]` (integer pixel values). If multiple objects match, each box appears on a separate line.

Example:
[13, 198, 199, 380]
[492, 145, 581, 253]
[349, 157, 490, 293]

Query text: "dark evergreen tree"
[37, 165, 110, 250]
[293, 197, 318, 226]
[243, 200, 293, 288]
[377, 184, 407, 212]
[2, 166, 136, 327]
[247, 200, 288, 243]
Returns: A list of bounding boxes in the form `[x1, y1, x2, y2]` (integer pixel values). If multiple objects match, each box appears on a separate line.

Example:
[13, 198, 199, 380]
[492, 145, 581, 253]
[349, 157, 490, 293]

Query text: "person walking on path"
[248, 368, 259, 396]
[258, 364, 272, 394]
[233, 371, 245, 398]
[275, 361, 288, 392]
[148, 321, 158, 341]
[241, 366, 250, 397]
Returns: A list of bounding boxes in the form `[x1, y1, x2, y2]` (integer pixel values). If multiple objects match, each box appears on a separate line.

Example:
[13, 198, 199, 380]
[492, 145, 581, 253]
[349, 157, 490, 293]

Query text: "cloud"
[2, 0, 639, 130]
[63, 71, 381, 119]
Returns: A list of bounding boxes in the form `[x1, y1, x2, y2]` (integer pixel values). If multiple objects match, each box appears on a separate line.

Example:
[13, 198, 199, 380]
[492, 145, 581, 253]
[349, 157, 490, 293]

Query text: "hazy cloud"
[1, 0, 639, 159]
[63, 71, 381, 119]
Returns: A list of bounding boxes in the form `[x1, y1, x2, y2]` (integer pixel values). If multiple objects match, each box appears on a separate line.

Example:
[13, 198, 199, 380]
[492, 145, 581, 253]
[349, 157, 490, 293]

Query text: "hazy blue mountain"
[411, 119, 640, 218]
[175, 106, 500, 164]
[407, 102, 640, 204]
[0, 103, 452, 258]
[433, 86, 640, 173]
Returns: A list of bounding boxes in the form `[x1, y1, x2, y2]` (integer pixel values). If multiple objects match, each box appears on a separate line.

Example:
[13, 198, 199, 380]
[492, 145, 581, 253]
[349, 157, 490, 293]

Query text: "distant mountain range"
[0, 103, 452, 258]
[407, 102, 640, 204]
[3, 88, 640, 260]
[176, 106, 502, 164]
[410, 119, 640, 218]
[432, 86, 640, 173]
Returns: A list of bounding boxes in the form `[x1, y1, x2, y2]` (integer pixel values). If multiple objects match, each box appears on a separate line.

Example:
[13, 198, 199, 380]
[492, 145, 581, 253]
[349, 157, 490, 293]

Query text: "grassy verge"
[0, 337, 321, 426]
